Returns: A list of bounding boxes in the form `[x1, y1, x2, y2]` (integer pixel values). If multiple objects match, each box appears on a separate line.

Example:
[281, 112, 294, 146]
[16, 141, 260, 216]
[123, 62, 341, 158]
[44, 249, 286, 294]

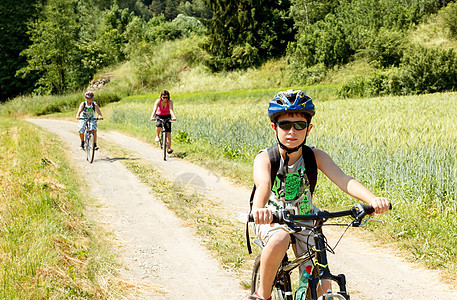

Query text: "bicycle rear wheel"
[162, 130, 167, 161]
[251, 255, 292, 300]
[86, 132, 95, 163]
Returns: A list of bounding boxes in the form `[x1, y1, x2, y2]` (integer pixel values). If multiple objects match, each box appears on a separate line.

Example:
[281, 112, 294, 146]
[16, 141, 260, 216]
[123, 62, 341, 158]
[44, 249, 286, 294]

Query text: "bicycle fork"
[309, 232, 349, 300]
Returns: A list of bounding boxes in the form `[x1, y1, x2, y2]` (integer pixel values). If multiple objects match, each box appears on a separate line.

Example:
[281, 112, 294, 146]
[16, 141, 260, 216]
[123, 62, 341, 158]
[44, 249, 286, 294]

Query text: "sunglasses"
[161, 96, 169, 99]
[277, 120, 309, 131]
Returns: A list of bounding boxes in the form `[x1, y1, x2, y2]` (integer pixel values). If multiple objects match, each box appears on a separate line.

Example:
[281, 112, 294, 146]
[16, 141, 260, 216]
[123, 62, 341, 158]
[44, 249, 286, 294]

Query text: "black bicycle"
[79, 117, 99, 163]
[249, 204, 391, 300]
[155, 118, 172, 161]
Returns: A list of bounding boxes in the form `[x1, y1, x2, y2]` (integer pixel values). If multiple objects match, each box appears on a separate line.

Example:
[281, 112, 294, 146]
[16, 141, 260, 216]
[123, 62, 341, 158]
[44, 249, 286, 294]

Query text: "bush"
[440, 1, 457, 38]
[291, 14, 352, 68]
[398, 45, 457, 94]
[338, 71, 392, 98]
[357, 28, 406, 68]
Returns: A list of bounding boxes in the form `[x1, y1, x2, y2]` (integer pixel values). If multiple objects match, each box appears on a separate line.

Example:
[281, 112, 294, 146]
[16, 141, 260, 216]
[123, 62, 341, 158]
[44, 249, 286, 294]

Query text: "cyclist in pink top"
[150, 90, 177, 154]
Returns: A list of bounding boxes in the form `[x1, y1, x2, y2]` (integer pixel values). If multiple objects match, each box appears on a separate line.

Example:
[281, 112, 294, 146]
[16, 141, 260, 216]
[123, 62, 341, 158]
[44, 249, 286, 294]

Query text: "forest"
[1, 0, 457, 102]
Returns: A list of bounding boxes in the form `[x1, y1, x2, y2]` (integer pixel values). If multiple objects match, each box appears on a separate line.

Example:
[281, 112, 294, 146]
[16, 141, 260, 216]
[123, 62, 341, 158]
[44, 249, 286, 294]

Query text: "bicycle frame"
[266, 222, 348, 300]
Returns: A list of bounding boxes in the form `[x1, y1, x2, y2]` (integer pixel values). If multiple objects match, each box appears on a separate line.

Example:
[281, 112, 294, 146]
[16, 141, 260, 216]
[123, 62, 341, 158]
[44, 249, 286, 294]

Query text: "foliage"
[17, 0, 81, 94]
[440, 1, 457, 38]
[288, 13, 352, 70]
[356, 27, 406, 68]
[290, 0, 338, 26]
[0, 0, 39, 102]
[398, 44, 457, 94]
[339, 45, 457, 97]
[177, 0, 212, 19]
[201, 0, 294, 71]
[129, 37, 208, 90]
[97, 2, 134, 64]
[288, 0, 452, 78]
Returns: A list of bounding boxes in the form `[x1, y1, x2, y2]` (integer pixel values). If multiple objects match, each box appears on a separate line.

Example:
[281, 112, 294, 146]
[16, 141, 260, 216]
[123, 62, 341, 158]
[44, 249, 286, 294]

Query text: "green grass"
[0, 118, 120, 298]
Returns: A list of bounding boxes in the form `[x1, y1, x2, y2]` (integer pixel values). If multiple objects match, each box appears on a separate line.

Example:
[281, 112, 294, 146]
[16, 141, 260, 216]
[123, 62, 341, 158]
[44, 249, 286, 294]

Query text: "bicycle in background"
[249, 203, 391, 300]
[155, 118, 173, 161]
[78, 117, 99, 163]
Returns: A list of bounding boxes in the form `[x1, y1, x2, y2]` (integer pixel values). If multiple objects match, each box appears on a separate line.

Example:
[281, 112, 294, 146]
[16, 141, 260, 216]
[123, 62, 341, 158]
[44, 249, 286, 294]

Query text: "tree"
[202, 0, 294, 71]
[17, 0, 81, 94]
[0, 0, 39, 101]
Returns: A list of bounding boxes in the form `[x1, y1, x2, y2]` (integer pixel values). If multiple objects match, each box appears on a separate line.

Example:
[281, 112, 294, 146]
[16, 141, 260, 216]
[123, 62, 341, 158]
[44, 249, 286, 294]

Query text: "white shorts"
[254, 222, 315, 274]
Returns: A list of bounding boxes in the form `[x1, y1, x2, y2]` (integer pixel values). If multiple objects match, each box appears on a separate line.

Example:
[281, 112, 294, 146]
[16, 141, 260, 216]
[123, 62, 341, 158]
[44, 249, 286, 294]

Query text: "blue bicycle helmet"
[268, 89, 315, 122]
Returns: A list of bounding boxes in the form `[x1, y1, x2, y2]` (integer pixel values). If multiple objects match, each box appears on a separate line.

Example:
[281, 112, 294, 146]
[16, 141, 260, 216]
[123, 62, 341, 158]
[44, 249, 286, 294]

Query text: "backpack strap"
[302, 145, 317, 194]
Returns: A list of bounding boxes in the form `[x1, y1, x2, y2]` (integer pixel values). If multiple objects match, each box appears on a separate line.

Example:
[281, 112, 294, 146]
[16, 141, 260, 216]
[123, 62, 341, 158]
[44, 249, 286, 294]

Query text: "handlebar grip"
[361, 202, 393, 215]
[247, 213, 282, 224]
[361, 204, 375, 215]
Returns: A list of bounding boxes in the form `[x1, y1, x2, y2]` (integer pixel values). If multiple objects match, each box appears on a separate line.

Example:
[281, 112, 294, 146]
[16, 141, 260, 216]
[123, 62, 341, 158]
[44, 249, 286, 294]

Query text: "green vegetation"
[0, 118, 119, 298]
[4, 0, 457, 101]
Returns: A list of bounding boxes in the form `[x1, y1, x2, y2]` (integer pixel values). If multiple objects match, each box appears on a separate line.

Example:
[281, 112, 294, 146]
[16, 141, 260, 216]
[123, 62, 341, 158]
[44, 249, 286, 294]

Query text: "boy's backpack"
[246, 143, 317, 254]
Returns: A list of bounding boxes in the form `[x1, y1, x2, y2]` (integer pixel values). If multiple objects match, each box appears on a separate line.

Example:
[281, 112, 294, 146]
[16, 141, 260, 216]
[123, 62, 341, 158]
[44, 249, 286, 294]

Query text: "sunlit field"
[107, 90, 457, 273]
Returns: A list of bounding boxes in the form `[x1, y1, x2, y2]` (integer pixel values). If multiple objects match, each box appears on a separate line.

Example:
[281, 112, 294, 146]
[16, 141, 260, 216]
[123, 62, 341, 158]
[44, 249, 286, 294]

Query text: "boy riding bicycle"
[76, 91, 103, 150]
[150, 90, 177, 154]
[250, 90, 390, 300]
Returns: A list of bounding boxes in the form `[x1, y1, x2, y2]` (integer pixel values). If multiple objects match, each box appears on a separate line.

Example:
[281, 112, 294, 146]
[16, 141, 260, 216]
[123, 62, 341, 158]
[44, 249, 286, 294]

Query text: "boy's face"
[271, 113, 312, 148]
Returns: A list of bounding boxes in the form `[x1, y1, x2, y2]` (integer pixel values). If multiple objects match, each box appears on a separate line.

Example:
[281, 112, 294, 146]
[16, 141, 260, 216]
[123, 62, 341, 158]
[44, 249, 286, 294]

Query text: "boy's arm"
[94, 104, 103, 119]
[313, 148, 390, 214]
[252, 151, 274, 224]
[150, 99, 159, 120]
[76, 103, 84, 119]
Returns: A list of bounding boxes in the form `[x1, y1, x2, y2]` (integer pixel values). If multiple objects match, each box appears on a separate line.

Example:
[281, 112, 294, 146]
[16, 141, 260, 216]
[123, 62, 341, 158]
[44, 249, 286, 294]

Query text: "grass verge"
[0, 118, 120, 298]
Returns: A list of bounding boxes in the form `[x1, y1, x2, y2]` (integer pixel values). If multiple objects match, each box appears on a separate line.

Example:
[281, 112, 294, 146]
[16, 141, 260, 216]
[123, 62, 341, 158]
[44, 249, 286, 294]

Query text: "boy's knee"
[268, 232, 290, 248]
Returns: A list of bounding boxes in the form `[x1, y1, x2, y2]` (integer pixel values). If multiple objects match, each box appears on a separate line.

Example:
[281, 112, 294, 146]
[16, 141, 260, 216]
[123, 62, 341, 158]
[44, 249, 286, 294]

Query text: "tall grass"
[0, 119, 118, 298]
[107, 91, 457, 274]
[0, 91, 121, 118]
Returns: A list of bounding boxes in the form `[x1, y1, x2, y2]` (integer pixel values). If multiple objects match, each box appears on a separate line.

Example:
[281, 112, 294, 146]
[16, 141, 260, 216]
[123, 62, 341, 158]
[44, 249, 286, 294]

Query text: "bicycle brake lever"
[357, 218, 385, 227]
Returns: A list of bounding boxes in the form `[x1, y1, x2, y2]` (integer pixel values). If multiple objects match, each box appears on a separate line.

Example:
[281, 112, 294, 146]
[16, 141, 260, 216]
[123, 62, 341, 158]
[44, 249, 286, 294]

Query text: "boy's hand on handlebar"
[369, 197, 391, 214]
[251, 208, 274, 226]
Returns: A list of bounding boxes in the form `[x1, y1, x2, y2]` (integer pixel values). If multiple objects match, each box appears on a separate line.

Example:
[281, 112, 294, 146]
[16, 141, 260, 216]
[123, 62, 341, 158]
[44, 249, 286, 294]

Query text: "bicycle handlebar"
[248, 203, 392, 225]
[77, 117, 101, 120]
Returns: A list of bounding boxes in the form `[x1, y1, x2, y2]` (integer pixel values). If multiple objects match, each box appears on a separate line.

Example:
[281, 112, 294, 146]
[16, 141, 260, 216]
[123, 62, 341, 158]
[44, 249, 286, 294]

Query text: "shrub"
[398, 45, 457, 94]
[292, 14, 352, 68]
[440, 1, 457, 38]
[357, 28, 406, 68]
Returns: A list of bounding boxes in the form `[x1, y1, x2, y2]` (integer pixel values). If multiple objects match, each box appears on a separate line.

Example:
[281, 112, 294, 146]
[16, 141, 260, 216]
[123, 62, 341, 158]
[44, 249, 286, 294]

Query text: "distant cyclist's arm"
[150, 99, 159, 121]
[76, 103, 84, 119]
[94, 104, 103, 119]
[252, 151, 274, 224]
[169, 100, 176, 121]
[314, 148, 390, 214]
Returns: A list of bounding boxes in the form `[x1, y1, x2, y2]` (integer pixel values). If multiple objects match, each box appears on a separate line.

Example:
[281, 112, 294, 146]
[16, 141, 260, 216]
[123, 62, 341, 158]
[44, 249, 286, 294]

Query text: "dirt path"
[28, 118, 457, 299]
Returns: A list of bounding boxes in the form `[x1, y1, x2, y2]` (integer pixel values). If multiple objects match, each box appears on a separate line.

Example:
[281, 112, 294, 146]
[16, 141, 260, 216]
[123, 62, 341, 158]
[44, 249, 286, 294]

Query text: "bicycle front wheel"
[251, 255, 292, 300]
[162, 131, 167, 161]
[86, 132, 95, 163]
